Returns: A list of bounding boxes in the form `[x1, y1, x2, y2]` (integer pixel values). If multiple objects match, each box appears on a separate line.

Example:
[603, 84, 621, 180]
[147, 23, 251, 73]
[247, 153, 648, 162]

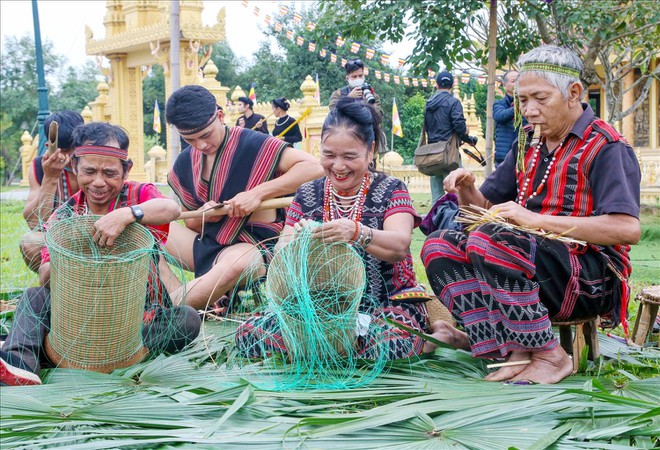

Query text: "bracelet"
[350, 220, 360, 243]
[362, 226, 373, 249]
[355, 222, 365, 247]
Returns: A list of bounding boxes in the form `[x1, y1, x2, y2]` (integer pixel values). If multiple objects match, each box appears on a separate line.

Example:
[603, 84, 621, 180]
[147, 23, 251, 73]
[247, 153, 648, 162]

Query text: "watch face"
[132, 205, 145, 222]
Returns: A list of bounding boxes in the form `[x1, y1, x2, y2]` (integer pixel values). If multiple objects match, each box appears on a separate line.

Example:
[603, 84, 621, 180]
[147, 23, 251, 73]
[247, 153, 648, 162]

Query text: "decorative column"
[300, 75, 327, 158]
[106, 53, 147, 181]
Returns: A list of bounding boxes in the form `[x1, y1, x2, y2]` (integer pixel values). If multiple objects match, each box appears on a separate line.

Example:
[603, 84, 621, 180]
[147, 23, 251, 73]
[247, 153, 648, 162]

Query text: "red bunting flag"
[461, 72, 470, 83]
[403, 76, 409, 86]
[393, 75, 400, 84]
[286, 30, 294, 41]
[384, 73, 391, 82]
[293, 12, 303, 23]
[264, 14, 271, 25]
[375, 70, 382, 80]
[307, 22, 316, 31]
[350, 42, 361, 53]
[397, 58, 405, 68]
[253, 6, 260, 17]
[320, 48, 327, 58]
[296, 36, 304, 46]
[412, 78, 419, 87]
[364, 67, 369, 76]
[341, 58, 347, 67]
[336, 36, 346, 47]
[330, 53, 337, 63]
[308, 42, 316, 52]
[274, 22, 283, 32]
[365, 48, 375, 60]
[421, 78, 428, 88]
[380, 53, 390, 65]
[279, 5, 289, 15]
[241, 0, 248, 7]
[477, 75, 487, 84]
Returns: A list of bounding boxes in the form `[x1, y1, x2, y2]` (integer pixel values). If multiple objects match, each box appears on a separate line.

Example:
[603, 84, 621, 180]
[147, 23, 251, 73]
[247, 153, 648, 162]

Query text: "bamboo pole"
[178, 197, 293, 220]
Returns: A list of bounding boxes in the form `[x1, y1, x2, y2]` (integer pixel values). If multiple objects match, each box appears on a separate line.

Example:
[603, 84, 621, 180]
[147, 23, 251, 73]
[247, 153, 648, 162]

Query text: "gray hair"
[516, 45, 583, 98]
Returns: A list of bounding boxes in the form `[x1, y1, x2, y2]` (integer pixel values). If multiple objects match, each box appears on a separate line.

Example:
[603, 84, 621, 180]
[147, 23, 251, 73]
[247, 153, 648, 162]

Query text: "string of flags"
[239, 0, 489, 87]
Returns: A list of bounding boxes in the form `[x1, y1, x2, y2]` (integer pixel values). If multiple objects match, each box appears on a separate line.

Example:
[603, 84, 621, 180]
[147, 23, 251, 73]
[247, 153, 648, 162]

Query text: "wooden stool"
[632, 285, 660, 346]
[553, 317, 600, 373]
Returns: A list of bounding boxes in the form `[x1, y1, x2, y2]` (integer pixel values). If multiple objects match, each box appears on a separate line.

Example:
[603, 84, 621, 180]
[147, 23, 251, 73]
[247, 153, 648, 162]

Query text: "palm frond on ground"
[2, 333, 658, 449]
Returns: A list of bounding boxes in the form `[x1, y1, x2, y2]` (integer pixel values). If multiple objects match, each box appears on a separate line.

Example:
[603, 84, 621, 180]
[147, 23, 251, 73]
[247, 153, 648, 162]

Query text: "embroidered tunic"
[168, 126, 288, 276]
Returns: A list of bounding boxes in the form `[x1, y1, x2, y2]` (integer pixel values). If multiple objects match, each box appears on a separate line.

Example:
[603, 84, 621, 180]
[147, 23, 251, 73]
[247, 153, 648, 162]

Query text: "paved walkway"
[0, 189, 29, 201]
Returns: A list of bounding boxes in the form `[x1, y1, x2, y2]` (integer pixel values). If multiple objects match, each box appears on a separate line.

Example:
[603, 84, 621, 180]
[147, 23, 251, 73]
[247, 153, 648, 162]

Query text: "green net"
[228, 224, 392, 390]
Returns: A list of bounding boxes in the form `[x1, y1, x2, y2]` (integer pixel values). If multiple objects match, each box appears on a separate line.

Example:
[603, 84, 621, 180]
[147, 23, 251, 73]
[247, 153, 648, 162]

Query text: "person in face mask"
[329, 59, 382, 109]
[329, 59, 387, 155]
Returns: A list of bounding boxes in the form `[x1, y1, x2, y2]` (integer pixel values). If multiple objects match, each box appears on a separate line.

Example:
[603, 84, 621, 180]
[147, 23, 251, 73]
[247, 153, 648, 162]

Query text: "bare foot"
[423, 320, 470, 353]
[484, 351, 531, 382]
[510, 346, 573, 384]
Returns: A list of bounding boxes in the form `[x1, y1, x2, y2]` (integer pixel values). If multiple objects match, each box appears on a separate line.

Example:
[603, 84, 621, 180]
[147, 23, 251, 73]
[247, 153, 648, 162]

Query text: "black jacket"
[424, 91, 469, 143]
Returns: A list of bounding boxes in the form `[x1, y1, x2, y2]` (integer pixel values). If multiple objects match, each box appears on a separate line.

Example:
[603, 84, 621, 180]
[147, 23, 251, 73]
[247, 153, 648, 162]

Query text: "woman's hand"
[309, 218, 356, 244]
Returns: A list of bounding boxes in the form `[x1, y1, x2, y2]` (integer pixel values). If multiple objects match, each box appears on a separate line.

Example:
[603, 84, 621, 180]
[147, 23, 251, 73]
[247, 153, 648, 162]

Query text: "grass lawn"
[1, 191, 658, 449]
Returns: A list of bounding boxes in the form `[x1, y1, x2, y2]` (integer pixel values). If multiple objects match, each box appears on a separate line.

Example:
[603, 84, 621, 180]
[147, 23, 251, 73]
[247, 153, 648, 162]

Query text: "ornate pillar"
[107, 53, 147, 181]
[300, 75, 327, 158]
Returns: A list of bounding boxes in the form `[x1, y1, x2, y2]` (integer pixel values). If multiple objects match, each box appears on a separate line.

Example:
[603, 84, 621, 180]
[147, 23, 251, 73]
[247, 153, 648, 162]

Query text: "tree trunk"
[484, 0, 497, 176]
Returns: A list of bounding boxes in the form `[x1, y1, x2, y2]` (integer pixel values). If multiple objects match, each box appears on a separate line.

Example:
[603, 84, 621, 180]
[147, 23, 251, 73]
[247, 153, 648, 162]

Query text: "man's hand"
[93, 208, 133, 247]
[347, 87, 363, 99]
[198, 201, 226, 223]
[490, 201, 538, 228]
[225, 191, 262, 218]
[41, 148, 70, 180]
[443, 168, 476, 194]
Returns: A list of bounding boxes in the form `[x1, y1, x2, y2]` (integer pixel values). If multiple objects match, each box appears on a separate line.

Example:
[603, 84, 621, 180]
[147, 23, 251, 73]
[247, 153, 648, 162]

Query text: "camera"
[464, 135, 478, 146]
[361, 83, 376, 104]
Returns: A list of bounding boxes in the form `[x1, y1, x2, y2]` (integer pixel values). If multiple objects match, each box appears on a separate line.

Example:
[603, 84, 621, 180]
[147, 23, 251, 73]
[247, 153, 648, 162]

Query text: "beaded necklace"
[323, 172, 371, 222]
[275, 115, 289, 127]
[516, 140, 558, 207]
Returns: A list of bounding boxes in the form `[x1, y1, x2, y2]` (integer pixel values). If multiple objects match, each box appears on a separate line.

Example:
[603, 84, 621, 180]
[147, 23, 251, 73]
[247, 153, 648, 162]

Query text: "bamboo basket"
[44, 215, 153, 373]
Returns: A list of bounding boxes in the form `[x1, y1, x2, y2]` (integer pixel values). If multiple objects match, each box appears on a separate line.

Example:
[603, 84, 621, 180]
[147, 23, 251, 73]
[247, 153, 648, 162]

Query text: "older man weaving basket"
[0, 123, 200, 386]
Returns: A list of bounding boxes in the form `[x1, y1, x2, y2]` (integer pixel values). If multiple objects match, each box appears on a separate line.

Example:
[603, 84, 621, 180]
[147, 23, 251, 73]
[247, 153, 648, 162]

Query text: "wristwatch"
[130, 205, 144, 223]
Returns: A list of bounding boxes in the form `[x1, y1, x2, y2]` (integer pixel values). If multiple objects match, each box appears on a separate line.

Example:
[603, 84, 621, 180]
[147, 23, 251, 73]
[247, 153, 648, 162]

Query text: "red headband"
[74, 145, 129, 161]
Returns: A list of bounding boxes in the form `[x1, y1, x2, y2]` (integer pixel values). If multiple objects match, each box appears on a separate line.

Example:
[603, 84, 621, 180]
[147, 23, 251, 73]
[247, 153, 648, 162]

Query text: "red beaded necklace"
[517, 139, 559, 207]
[323, 172, 371, 222]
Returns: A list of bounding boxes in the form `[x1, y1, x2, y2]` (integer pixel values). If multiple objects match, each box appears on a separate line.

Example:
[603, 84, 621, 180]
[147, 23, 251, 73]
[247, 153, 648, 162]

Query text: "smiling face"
[320, 128, 374, 192]
[179, 110, 225, 155]
[75, 154, 128, 214]
[517, 73, 582, 145]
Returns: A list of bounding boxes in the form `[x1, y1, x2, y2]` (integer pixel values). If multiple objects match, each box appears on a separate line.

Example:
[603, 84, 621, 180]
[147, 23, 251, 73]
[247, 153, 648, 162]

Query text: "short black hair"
[166, 85, 217, 130]
[237, 96, 254, 109]
[345, 59, 364, 74]
[44, 110, 84, 150]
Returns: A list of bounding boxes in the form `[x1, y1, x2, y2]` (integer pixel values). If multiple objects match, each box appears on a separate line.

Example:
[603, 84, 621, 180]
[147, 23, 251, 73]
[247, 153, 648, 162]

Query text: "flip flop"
[503, 379, 538, 386]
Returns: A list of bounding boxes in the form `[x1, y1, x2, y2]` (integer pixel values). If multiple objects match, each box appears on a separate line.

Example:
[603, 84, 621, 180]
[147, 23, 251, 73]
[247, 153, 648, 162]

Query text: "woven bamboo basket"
[44, 215, 154, 373]
[266, 239, 365, 357]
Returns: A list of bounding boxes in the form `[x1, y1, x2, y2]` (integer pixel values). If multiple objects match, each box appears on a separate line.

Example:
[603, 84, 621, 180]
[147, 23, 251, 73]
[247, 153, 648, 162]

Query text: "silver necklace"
[275, 115, 289, 127]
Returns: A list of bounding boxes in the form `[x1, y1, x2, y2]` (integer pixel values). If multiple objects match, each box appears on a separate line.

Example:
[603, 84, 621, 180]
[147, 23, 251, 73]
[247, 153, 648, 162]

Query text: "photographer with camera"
[329, 59, 382, 109]
[329, 59, 387, 155]
[423, 71, 478, 202]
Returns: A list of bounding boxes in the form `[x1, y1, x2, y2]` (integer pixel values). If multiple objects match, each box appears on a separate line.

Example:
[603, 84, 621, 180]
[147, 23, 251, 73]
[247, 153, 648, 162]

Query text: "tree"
[0, 34, 58, 184]
[142, 64, 166, 147]
[50, 60, 101, 112]
[316, 0, 660, 125]
[397, 93, 426, 164]
[524, 0, 660, 124]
